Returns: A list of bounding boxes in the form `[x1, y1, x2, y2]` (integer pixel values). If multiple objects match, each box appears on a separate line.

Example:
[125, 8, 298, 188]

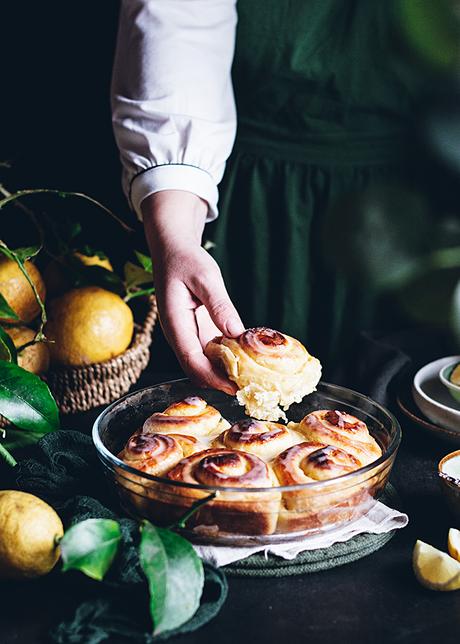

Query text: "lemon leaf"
[134, 250, 152, 273]
[124, 261, 153, 289]
[1, 428, 47, 451]
[0, 361, 59, 432]
[60, 519, 122, 581]
[0, 293, 19, 321]
[139, 521, 204, 635]
[13, 245, 41, 262]
[72, 265, 125, 296]
[0, 327, 17, 363]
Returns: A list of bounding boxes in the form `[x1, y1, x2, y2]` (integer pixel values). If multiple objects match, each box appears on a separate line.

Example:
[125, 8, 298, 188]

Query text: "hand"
[142, 191, 244, 394]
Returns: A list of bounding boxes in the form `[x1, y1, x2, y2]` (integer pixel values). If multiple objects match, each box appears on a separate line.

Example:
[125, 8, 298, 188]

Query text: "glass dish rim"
[92, 378, 401, 494]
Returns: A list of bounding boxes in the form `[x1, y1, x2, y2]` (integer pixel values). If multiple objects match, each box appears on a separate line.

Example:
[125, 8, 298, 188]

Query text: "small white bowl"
[439, 361, 460, 405]
[412, 356, 460, 432]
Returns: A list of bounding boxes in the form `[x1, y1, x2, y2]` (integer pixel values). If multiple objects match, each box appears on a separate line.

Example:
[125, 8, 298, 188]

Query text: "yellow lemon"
[0, 490, 64, 579]
[413, 539, 460, 591]
[448, 528, 460, 562]
[4, 325, 50, 374]
[45, 286, 134, 366]
[0, 257, 46, 323]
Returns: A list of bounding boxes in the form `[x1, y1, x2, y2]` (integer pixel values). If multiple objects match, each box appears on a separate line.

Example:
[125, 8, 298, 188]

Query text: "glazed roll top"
[142, 396, 229, 438]
[167, 434, 206, 457]
[118, 433, 184, 477]
[167, 448, 275, 488]
[273, 441, 362, 485]
[216, 418, 302, 462]
[295, 410, 381, 466]
[205, 327, 322, 422]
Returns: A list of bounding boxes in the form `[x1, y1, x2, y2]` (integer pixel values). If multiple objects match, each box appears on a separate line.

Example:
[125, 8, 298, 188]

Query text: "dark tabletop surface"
[1, 332, 460, 644]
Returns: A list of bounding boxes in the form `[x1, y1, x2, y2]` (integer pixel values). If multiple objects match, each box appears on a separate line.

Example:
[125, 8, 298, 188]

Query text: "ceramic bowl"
[438, 450, 460, 523]
[439, 361, 460, 405]
[412, 357, 460, 433]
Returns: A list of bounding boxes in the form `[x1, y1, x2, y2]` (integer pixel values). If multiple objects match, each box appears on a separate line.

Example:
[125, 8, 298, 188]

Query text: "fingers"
[159, 281, 235, 395]
[189, 267, 244, 339]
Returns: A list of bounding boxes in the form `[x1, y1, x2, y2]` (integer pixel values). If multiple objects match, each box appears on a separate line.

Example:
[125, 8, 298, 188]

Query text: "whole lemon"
[0, 490, 64, 579]
[0, 257, 46, 323]
[45, 286, 134, 366]
[4, 325, 50, 374]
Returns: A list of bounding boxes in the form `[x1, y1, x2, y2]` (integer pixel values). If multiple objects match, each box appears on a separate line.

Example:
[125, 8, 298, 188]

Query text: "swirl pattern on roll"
[216, 418, 302, 462]
[142, 396, 229, 437]
[273, 441, 362, 485]
[118, 433, 184, 476]
[204, 327, 322, 422]
[294, 410, 381, 466]
[167, 448, 274, 488]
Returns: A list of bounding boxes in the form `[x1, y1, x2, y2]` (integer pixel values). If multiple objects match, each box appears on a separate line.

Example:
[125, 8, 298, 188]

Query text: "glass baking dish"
[92, 379, 401, 545]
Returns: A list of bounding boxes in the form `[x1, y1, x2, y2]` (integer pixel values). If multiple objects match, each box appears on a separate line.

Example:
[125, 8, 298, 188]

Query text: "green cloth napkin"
[8, 430, 228, 643]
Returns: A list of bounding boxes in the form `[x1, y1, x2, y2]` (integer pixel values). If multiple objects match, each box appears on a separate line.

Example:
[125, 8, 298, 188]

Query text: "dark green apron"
[209, 1, 418, 368]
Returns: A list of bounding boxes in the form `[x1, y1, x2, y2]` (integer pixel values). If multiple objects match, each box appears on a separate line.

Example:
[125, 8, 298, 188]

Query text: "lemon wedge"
[413, 540, 460, 591]
[448, 528, 460, 562]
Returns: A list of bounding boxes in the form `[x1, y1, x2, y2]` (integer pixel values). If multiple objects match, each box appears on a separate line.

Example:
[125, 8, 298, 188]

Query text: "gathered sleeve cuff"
[111, 0, 238, 222]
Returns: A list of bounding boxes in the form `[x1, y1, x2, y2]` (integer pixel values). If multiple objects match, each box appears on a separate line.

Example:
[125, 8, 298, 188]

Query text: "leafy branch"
[0, 188, 133, 233]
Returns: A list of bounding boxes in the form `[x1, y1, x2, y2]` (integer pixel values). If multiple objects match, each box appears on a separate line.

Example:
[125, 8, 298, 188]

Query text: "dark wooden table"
[1, 365, 460, 644]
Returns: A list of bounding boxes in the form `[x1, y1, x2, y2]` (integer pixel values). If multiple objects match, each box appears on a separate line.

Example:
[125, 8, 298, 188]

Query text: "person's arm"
[111, 0, 243, 392]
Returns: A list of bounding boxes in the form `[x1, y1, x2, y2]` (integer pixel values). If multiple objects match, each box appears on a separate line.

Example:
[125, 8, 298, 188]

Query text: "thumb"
[194, 274, 244, 338]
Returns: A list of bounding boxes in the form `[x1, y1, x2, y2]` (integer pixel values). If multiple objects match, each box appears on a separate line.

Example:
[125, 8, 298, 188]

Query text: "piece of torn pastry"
[205, 327, 322, 421]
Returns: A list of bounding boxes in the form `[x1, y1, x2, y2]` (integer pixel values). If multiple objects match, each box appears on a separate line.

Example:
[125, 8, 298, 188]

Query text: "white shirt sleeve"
[111, 0, 238, 222]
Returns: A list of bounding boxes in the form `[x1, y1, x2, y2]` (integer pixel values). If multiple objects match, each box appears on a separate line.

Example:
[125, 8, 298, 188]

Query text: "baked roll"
[163, 448, 281, 535]
[116, 432, 191, 517]
[205, 327, 322, 422]
[214, 418, 304, 462]
[273, 441, 361, 490]
[142, 396, 229, 438]
[291, 410, 381, 466]
[273, 441, 367, 532]
[118, 432, 185, 477]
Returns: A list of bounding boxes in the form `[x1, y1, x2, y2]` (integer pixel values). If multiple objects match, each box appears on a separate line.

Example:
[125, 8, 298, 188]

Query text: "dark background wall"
[1, 2, 125, 215]
[0, 1, 179, 374]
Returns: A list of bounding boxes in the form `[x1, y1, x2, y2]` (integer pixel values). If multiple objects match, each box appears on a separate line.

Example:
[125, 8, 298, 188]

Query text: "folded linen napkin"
[194, 499, 408, 568]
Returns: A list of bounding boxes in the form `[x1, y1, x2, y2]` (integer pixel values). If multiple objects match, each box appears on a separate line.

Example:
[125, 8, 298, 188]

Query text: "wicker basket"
[45, 295, 157, 414]
[0, 297, 157, 428]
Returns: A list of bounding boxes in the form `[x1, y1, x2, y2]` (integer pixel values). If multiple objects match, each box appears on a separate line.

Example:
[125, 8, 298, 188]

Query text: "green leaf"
[1, 428, 47, 451]
[13, 245, 41, 262]
[134, 250, 153, 273]
[124, 261, 153, 289]
[60, 518, 122, 581]
[0, 326, 17, 362]
[0, 361, 59, 432]
[0, 293, 19, 321]
[72, 264, 125, 296]
[139, 522, 204, 636]
[0, 442, 17, 467]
